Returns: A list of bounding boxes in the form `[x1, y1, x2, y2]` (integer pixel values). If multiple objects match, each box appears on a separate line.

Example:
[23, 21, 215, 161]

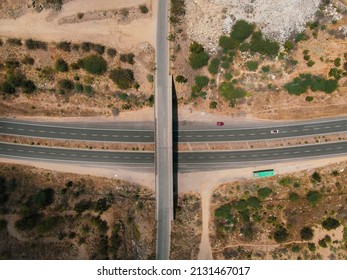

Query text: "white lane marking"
[92, 155, 98, 158]
[249, 133, 255, 136]
[49, 131, 56, 134]
[186, 135, 192, 138]
[144, 135, 151, 138]
[49, 152, 56, 155]
[29, 129, 35, 132]
[313, 127, 320, 130]
[102, 135, 108, 137]
[39, 130, 45, 133]
[18, 128, 24, 131]
[59, 132, 66, 134]
[134, 156, 141, 159]
[134, 135, 140, 138]
[122, 135, 129, 138]
[302, 128, 309, 131]
[28, 150, 34, 153]
[292, 130, 298, 132]
[81, 155, 87, 157]
[209, 156, 215, 159]
[70, 154, 77, 157]
[124, 156, 130, 159]
[315, 149, 321, 152]
[304, 150, 311, 153]
[335, 125, 341, 128]
[112, 135, 119, 137]
[113, 156, 119, 159]
[91, 134, 97, 136]
[81, 133, 87, 136]
[7, 148, 13, 151]
[239, 134, 245, 136]
[7, 127, 13, 130]
[70, 133, 77, 135]
[336, 147, 343, 149]
[102, 155, 109, 158]
[260, 132, 266, 135]
[60, 153, 66, 156]
[228, 134, 234, 137]
[324, 126, 331, 129]
[39, 151, 45, 154]
[273, 153, 279, 156]
[18, 149, 24, 152]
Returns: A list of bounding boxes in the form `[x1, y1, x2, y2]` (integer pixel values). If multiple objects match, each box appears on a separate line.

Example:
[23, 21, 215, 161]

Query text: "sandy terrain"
[0, 0, 157, 50]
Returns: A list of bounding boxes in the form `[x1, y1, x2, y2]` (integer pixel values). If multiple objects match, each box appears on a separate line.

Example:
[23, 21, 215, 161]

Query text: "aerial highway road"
[1, 141, 347, 171]
[1, 118, 346, 143]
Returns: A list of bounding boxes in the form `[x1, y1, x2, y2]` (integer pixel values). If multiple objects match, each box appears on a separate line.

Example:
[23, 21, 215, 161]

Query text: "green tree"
[257, 187, 272, 199]
[306, 191, 321, 207]
[208, 58, 220, 75]
[55, 58, 69, 72]
[109, 68, 135, 89]
[189, 41, 209, 69]
[78, 55, 107, 75]
[175, 75, 187, 83]
[322, 217, 340, 230]
[195, 75, 209, 89]
[311, 171, 321, 182]
[274, 226, 289, 243]
[300, 226, 314, 240]
[230, 20, 254, 43]
[246, 61, 258, 71]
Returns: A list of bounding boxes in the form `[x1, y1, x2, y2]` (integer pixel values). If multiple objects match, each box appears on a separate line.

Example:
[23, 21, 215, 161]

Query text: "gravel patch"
[186, 0, 322, 51]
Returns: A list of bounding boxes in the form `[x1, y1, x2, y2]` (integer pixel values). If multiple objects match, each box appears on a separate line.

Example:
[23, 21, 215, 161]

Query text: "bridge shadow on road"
[172, 76, 179, 220]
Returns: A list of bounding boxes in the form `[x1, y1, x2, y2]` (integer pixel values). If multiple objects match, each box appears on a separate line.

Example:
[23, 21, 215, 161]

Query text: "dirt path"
[0, 0, 157, 50]
[197, 184, 213, 259]
[6, 214, 26, 242]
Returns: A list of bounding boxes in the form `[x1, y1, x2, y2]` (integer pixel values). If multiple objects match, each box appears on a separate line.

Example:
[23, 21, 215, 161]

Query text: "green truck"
[253, 169, 275, 178]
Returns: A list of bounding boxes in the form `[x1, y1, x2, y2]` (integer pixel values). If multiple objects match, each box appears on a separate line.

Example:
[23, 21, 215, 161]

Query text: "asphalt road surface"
[1, 118, 346, 142]
[1, 141, 347, 171]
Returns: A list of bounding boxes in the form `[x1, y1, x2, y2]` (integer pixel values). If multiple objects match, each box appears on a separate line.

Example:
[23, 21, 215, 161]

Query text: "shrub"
[329, 68, 343, 80]
[246, 61, 258, 71]
[247, 196, 261, 209]
[311, 171, 321, 182]
[58, 79, 74, 91]
[303, 54, 311, 61]
[57, 41, 71, 52]
[239, 42, 250, 52]
[74, 199, 92, 214]
[257, 187, 272, 199]
[81, 42, 91, 52]
[109, 68, 135, 89]
[120, 53, 135, 64]
[289, 192, 300, 202]
[175, 75, 187, 83]
[284, 74, 338, 95]
[74, 83, 84, 92]
[78, 55, 107, 75]
[250, 31, 279, 57]
[195, 75, 209, 89]
[15, 213, 42, 231]
[84, 85, 93, 95]
[306, 191, 321, 207]
[274, 226, 289, 243]
[146, 74, 154, 83]
[284, 40, 294, 52]
[25, 39, 47, 50]
[230, 20, 254, 43]
[295, 32, 309, 42]
[300, 227, 314, 240]
[209, 101, 217, 109]
[219, 81, 247, 102]
[107, 48, 117, 57]
[305, 96, 314, 102]
[93, 44, 105, 55]
[214, 204, 234, 224]
[219, 36, 238, 51]
[189, 42, 209, 69]
[261, 65, 270, 73]
[32, 188, 54, 209]
[55, 58, 69, 72]
[224, 72, 232, 80]
[70, 62, 80, 70]
[21, 80, 36, 94]
[322, 217, 340, 230]
[7, 38, 22, 46]
[1, 81, 16, 94]
[139, 4, 148, 13]
[22, 56, 35, 65]
[307, 60, 315, 67]
[208, 58, 220, 75]
[334, 58, 341, 67]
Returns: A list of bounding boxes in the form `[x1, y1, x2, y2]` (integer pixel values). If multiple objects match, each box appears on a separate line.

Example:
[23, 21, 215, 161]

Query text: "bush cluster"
[284, 74, 338, 95]
[78, 55, 107, 75]
[81, 42, 105, 54]
[250, 32, 279, 57]
[120, 53, 135, 65]
[109, 68, 135, 89]
[170, 0, 185, 24]
[0, 70, 36, 94]
[25, 39, 47, 50]
[55, 58, 69, 72]
[7, 38, 22, 46]
[188, 41, 209, 69]
[57, 41, 71, 52]
[219, 81, 247, 102]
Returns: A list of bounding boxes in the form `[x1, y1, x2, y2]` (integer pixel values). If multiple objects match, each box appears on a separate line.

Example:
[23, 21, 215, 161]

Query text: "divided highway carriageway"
[0, 118, 347, 143]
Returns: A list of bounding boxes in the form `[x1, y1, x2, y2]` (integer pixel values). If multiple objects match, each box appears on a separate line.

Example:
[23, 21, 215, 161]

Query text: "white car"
[271, 129, 279, 134]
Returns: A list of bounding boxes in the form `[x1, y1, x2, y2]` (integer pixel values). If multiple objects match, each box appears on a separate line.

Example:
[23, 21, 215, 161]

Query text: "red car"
[216, 122, 224, 126]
